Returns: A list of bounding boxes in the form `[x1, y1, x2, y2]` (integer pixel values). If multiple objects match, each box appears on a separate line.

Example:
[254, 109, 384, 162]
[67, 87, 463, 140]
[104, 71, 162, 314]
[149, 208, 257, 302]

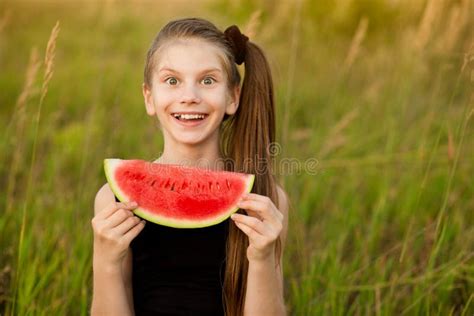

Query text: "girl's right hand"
[91, 201, 145, 268]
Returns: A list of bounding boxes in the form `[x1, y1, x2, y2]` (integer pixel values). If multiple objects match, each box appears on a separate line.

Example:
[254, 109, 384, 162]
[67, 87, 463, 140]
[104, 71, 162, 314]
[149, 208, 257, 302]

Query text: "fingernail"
[130, 201, 138, 207]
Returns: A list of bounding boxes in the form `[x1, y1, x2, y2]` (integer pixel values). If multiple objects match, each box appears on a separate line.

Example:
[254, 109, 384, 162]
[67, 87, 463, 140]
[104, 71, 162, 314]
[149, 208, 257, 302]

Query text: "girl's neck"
[154, 140, 225, 171]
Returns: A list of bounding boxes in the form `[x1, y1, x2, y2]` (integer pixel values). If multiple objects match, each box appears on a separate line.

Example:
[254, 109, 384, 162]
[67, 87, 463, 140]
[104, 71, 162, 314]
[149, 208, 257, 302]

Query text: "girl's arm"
[231, 186, 289, 316]
[92, 251, 133, 316]
[91, 184, 144, 316]
[245, 257, 286, 315]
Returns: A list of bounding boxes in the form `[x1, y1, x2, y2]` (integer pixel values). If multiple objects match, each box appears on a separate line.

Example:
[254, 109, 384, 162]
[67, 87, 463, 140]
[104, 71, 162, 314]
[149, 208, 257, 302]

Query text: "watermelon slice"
[104, 158, 255, 228]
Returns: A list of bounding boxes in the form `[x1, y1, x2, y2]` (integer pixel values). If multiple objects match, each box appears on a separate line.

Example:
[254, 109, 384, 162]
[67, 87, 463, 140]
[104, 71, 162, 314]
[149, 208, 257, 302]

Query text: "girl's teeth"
[174, 114, 205, 120]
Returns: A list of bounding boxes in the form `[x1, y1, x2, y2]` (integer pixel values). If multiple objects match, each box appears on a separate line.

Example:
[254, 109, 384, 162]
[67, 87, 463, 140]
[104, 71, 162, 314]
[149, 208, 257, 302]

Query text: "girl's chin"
[167, 130, 220, 147]
[168, 133, 208, 145]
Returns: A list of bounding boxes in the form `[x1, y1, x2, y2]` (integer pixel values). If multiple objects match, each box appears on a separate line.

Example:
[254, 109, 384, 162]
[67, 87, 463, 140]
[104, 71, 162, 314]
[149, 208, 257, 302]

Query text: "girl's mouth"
[171, 113, 209, 126]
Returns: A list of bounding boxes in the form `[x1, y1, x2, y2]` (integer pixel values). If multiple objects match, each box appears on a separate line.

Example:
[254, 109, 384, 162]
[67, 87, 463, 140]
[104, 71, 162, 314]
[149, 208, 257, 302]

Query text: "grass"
[0, 0, 473, 315]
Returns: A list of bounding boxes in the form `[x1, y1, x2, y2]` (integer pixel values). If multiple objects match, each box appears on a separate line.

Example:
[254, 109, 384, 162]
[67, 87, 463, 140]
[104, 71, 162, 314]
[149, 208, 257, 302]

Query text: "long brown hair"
[143, 18, 280, 316]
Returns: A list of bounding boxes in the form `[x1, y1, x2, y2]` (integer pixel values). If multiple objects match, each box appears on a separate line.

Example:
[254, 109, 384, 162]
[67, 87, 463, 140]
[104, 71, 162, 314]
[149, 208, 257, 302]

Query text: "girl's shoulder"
[93, 183, 115, 215]
[276, 183, 290, 251]
[276, 184, 289, 213]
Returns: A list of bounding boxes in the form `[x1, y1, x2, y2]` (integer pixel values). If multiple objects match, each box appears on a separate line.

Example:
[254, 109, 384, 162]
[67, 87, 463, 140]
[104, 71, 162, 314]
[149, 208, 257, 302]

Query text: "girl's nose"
[179, 84, 201, 104]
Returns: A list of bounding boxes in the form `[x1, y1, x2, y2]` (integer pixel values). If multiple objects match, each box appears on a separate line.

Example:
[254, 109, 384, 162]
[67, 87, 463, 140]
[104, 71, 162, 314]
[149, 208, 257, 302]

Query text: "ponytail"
[221, 39, 280, 316]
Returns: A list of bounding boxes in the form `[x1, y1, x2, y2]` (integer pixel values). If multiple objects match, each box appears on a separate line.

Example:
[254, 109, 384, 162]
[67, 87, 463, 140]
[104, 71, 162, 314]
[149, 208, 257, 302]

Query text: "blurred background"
[0, 0, 473, 314]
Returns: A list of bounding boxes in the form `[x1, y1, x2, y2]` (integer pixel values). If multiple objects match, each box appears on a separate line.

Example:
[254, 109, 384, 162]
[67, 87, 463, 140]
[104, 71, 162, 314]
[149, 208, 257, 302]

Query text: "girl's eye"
[165, 77, 178, 85]
[201, 77, 215, 85]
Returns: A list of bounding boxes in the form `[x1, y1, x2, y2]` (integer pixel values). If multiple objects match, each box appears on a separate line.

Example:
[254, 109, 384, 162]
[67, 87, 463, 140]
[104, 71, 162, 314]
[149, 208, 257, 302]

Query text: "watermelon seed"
[226, 179, 231, 189]
[151, 180, 156, 187]
[170, 182, 175, 191]
[208, 181, 212, 191]
[216, 182, 220, 190]
[181, 181, 188, 190]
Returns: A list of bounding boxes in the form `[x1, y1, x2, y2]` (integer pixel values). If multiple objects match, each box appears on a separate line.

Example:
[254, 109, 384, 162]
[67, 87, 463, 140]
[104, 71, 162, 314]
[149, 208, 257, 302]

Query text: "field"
[0, 0, 473, 314]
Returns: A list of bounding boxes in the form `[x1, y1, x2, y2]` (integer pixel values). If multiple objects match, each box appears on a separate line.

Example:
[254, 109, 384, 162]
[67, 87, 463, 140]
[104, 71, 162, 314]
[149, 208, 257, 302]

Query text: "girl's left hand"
[231, 193, 284, 263]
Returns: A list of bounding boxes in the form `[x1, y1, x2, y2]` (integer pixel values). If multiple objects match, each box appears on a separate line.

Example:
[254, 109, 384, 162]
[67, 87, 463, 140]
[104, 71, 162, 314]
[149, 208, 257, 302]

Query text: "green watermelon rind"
[104, 158, 255, 229]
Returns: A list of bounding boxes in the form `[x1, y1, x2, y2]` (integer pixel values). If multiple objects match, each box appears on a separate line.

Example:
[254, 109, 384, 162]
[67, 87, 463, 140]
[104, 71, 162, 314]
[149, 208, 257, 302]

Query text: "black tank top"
[115, 196, 228, 315]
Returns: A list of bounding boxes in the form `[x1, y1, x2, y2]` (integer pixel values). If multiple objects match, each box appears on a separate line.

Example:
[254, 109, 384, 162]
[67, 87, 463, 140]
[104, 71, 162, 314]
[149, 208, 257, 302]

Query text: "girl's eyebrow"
[157, 67, 223, 75]
[157, 67, 178, 74]
[198, 68, 223, 75]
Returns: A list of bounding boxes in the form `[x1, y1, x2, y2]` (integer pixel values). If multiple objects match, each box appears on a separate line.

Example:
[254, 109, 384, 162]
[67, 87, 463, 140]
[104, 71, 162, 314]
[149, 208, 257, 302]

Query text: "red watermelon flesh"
[104, 159, 255, 228]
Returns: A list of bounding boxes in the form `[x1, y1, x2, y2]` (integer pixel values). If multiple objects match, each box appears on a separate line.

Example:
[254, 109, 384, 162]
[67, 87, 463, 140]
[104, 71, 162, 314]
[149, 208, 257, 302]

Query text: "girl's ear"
[226, 85, 241, 115]
[143, 83, 156, 116]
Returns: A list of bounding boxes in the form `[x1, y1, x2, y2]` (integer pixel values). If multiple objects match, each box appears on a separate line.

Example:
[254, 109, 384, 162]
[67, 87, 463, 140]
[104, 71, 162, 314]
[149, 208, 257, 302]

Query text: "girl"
[91, 18, 289, 316]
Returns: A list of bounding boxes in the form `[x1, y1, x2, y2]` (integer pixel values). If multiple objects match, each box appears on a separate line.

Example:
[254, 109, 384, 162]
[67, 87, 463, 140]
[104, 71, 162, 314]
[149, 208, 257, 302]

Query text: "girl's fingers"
[122, 220, 146, 244]
[245, 209, 262, 221]
[105, 208, 135, 228]
[243, 193, 270, 203]
[246, 193, 284, 221]
[113, 215, 143, 235]
[243, 194, 283, 218]
[237, 198, 266, 214]
[231, 213, 269, 236]
[98, 201, 137, 219]
[96, 201, 121, 219]
[232, 218, 261, 243]
[233, 194, 285, 259]
[237, 198, 282, 225]
[105, 202, 138, 219]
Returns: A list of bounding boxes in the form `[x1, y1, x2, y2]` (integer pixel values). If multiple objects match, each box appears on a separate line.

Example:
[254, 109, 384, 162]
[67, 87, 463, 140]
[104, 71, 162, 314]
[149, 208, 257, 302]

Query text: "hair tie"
[224, 25, 248, 65]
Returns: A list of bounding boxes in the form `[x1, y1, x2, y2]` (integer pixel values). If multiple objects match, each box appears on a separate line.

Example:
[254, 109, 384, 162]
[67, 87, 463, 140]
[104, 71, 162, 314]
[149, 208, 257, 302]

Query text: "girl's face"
[143, 38, 239, 147]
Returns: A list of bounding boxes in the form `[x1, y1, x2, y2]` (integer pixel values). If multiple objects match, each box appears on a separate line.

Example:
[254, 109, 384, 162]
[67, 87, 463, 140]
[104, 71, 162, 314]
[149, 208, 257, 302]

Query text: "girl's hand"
[231, 193, 284, 263]
[91, 201, 145, 269]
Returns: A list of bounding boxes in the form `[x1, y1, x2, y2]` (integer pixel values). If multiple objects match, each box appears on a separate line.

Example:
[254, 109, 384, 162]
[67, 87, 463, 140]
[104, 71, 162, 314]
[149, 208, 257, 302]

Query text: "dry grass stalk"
[447, 125, 455, 162]
[344, 16, 368, 70]
[10, 23, 61, 312]
[438, 0, 470, 52]
[244, 10, 261, 40]
[329, 107, 359, 139]
[40, 21, 60, 105]
[318, 108, 359, 158]
[5, 48, 41, 214]
[461, 41, 474, 79]
[14, 21, 60, 217]
[16, 49, 41, 115]
[261, 1, 293, 40]
[290, 127, 312, 141]
[415, 0, 444, 51]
